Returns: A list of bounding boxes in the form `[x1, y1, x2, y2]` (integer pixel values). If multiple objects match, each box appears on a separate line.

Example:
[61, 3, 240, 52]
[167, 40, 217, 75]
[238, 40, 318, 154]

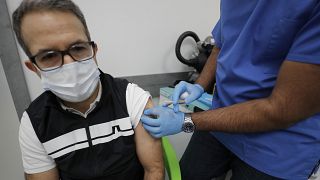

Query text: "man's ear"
[93, 43, 98, 64]
[25, 60, 40, 77]
[94, 43, 98, 54]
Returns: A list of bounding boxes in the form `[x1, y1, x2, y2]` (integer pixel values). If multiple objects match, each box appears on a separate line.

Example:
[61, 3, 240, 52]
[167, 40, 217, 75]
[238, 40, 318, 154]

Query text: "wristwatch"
[182, 113, 195, 133]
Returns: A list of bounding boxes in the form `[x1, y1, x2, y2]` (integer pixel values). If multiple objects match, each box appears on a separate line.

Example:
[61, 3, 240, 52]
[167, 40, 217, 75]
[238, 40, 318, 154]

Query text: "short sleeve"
[125, 83, 151, 128]
[19, 112, 56, 174]
[212, 19, 222, 48]
[287, 4, 320, 64]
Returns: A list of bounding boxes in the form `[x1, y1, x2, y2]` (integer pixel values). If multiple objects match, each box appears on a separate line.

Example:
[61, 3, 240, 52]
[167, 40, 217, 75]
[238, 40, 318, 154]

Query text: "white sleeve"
[19, 111, 56, 174]
[126, 83, 151, 128]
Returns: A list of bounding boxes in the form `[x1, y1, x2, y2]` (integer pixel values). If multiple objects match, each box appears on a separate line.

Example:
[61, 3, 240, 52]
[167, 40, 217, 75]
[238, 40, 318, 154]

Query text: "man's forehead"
[21, 10, 86, 37]
[21, 10, 88, 53]
[22, 9, 80, 23]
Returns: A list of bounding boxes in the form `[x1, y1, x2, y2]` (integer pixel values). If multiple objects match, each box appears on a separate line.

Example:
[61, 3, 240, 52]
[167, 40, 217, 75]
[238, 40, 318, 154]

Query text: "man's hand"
[141, 106, 184, 138]
[172, 81, 204, 112]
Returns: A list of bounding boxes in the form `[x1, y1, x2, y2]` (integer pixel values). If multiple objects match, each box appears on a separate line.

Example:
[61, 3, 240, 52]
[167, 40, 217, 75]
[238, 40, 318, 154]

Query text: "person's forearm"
[195, 47, 219, 91]
[192, 60, 320, 133]
[192, 97, 287, 132]
[144, 168, 164, 180]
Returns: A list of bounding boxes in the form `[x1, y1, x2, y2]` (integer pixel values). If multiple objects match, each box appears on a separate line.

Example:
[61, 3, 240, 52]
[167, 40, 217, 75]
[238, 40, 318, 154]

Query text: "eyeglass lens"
[34, 42, 94, 71]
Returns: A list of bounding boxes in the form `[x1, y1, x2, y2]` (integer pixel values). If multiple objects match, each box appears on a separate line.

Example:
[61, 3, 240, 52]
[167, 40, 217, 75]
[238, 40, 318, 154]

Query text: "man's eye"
[37, 52, 59, 63]
[42, 52, 59, 60]
[71, 45, 87, 52]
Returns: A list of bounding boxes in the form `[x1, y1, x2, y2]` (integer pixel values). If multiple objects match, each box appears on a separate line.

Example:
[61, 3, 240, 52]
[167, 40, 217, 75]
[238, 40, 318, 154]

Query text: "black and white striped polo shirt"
[19, 72, 150, 180]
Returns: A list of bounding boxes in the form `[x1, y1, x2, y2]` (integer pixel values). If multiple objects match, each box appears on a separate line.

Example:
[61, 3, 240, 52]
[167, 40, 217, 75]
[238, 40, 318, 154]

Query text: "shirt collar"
[60, 80, 102, 118]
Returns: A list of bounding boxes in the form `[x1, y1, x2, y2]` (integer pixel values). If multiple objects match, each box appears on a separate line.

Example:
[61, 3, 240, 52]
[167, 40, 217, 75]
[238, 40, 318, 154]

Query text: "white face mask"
[40, 58, 100, 103]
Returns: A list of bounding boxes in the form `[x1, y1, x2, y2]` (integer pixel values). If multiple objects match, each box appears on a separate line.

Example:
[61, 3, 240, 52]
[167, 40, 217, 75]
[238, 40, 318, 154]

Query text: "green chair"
[162, 137, 182, 180]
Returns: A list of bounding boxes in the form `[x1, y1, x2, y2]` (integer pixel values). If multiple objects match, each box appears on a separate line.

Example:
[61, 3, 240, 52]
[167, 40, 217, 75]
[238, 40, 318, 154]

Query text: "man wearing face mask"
[12, 0, 164, 180]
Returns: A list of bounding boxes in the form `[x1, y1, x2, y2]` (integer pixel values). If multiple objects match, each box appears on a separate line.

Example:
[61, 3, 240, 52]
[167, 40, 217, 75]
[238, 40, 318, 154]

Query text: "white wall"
[0, 58, 24, 180]
[6, 0, 220, 100]
[4, 1, 220, 178]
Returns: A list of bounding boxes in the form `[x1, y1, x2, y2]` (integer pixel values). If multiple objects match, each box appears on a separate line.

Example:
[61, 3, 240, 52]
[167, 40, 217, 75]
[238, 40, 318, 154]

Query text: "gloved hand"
[172, 81, 204, 112]
[141, 106, 184, 138]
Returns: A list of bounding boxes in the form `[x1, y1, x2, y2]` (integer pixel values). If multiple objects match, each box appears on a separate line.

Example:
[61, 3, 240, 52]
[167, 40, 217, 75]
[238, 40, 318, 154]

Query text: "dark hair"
[12, 0, 91, 57]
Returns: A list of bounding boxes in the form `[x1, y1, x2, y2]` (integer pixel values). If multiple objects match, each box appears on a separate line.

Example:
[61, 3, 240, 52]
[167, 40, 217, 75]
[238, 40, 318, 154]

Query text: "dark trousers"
[180, 131, 281, 180]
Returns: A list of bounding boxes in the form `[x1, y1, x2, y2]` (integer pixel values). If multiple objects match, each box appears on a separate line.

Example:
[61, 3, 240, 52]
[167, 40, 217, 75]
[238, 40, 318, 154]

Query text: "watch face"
[183, 122, 195, 133]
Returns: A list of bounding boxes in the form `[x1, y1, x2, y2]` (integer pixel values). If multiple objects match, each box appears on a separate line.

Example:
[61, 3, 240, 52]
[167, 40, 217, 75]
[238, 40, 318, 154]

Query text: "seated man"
[12, 0, 164, 179]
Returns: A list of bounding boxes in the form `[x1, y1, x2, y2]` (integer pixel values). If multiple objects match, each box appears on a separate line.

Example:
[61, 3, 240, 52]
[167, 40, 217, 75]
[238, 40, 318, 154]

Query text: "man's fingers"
[152, 133, 163, 139]
[142, 123, 161, 134]
[172, 81, 187, 103]
[144, 107, 162, 116]
[140, 115, 160, 126]
[173, 104, 179, 113]
[185, 94, 197, 104]
[143, 108, 152, 115]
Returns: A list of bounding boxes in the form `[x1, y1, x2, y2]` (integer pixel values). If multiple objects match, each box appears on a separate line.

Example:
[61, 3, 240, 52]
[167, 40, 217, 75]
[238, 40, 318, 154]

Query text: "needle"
[162, 99, 186, 107]
[146, 100, 186, 119]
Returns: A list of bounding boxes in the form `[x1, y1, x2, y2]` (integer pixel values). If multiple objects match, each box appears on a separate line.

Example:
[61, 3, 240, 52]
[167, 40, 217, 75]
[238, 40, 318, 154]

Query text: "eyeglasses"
[30, 41, 96, 71]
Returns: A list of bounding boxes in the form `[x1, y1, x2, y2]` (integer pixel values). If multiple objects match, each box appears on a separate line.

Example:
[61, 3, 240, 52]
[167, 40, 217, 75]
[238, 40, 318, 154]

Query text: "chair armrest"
[162, 137, 181, 180]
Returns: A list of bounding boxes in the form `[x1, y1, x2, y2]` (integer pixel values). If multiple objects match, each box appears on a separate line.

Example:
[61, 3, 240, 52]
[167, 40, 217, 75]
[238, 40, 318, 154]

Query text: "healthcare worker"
[141, 0, 320, 179]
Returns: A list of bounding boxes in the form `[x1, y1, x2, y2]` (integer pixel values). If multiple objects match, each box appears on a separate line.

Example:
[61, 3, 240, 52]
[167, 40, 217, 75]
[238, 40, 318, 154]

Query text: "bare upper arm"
[269, 60, 320, 126]
[26, 167, 59, 180]
[134, 98, 164, 179]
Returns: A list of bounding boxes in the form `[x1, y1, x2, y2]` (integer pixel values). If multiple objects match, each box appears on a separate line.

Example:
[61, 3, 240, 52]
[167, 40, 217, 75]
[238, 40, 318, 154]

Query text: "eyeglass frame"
[29, 41, 96, 72]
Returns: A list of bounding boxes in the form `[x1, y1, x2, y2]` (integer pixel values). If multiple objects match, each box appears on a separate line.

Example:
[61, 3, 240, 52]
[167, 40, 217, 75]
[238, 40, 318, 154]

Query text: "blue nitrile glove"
[172, 81, 204, 112]
[141, 106, 184, 138]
